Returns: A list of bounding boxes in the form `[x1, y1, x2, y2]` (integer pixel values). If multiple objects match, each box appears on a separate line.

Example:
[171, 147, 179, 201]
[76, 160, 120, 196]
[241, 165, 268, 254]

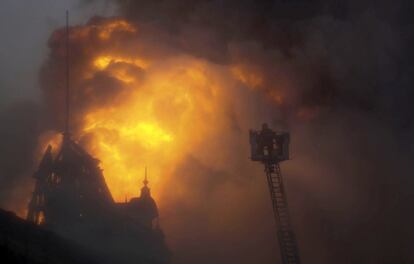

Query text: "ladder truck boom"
[249, 123, 301, 264]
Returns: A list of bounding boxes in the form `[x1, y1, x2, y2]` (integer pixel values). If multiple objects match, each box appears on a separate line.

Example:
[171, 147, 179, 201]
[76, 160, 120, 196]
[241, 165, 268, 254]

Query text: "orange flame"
[38, 18, 270, 206]
[80, 57, 226, 202]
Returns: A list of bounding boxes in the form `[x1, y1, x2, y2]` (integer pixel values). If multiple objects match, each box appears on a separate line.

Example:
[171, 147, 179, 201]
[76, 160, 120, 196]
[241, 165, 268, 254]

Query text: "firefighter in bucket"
[249, 123, 290, 164]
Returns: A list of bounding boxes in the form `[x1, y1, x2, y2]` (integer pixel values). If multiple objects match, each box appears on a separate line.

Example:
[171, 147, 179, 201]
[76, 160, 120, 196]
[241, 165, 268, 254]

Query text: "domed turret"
[128, 167, 159, 229]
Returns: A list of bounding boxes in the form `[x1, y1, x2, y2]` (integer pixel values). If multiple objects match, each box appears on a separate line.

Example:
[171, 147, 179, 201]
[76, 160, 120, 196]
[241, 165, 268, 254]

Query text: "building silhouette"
[26, 12, 170, 263]
[27, 134, 170, 264]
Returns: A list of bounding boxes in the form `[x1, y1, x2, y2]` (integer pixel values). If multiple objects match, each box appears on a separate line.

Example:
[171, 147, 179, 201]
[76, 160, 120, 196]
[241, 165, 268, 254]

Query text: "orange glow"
[231, 65, 286, 106]
[97, 20, 136, 40]
[79, 58, 225, 202]
[67, 19, 136, 43]
[36, 131, 62, 161]
[38, 211, 45, 225]
[39, 47, 229, 203]
[38, 19, 237, 205]
[231, 64, 264, 89]
[93, 56, 148, 70]
[268, 90, 284, 105]
[92, 55, 149, 83]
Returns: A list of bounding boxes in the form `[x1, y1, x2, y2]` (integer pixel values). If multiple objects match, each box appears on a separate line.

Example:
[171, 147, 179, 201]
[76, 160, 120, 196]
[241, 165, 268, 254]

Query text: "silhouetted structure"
[27, 136, 114, 228]
[250, 123, 301, 264]
[27, 135, 170, 263]
[124, 167, 159, 229]
[0, 209, 101, 264]
[27, 12, 170, 264]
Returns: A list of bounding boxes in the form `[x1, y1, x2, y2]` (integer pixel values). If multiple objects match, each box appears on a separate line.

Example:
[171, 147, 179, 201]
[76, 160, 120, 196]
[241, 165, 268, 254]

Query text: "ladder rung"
[265, 164, 300, 264]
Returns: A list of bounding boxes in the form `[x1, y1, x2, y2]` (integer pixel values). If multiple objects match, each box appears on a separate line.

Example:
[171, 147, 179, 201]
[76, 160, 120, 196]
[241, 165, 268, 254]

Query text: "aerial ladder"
[249, 124, 301, 264]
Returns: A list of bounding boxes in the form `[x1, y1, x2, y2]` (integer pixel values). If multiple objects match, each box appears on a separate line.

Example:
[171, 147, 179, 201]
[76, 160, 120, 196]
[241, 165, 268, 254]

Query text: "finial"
[143, 166, 149, 186]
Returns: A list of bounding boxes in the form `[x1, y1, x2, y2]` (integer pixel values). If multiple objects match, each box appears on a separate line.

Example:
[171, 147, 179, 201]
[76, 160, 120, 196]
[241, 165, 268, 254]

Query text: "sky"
[0, 1, 413, 264]
[0, 0, 115, 105]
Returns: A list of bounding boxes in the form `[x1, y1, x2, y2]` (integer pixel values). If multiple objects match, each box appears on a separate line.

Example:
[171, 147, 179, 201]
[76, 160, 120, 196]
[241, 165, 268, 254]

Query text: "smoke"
[1, 0, 414, 263]
[0, 102, 41, 215]
[109, 1, 414, 263]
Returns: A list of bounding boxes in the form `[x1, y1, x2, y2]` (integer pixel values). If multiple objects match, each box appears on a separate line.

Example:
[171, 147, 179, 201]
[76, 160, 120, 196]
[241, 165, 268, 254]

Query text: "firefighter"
[258, 123, 275, 156]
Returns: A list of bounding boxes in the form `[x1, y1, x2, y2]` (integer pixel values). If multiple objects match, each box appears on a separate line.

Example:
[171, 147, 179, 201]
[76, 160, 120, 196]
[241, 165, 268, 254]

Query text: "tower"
[127, 167, 159, 229]
[26, 11, 171, 264]
[44, 136, 114, 228]
[27, 11, 114, 229]
[141, 166, 150, 198]
[249, 123, 301, 264]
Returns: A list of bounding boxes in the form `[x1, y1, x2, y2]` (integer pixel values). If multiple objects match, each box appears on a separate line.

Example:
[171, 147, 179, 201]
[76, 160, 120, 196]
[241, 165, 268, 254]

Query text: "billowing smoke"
[1, 0, 414, 263]
[0, 102, 42, 215]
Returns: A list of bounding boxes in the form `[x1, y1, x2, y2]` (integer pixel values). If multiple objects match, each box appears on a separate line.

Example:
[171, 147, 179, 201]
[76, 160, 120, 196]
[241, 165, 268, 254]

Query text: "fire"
[65, 18, 136, 43]
[98, 20, 136, 40]
[91, 55, 149, 84]
[36, 131, 62, 163]
[231, 64, 286, 106]
[83, 115, 174, 149]
[79, 57, 226, 202]
[39, 17, 248, 205]
[231, 64, 264, 89]
[93, 56, 148, 70]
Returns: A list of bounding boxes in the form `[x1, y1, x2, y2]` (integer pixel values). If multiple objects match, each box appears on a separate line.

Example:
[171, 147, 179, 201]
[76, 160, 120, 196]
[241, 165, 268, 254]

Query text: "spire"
[143, 166, 149, 186]
[140, 166, 151, 198]
[64, 10, 70, 137]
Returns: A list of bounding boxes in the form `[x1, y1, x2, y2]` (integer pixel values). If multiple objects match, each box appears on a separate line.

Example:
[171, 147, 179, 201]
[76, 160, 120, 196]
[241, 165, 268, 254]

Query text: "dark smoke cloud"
[0, 102, 41, 213]
[108, 0, 414, 263]
[0, 0, 413, 263]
